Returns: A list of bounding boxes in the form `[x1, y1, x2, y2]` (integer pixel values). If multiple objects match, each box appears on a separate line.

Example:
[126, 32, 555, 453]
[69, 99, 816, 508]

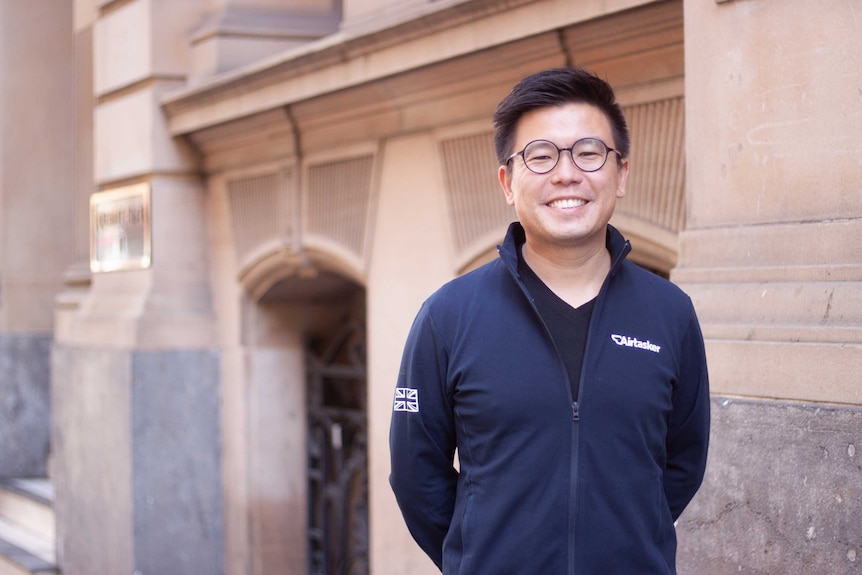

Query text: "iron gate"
[307, 321, 369, 575]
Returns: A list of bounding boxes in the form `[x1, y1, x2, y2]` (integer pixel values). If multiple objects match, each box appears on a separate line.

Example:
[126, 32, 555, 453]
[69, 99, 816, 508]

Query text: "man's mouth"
[548, 198, 587, 209]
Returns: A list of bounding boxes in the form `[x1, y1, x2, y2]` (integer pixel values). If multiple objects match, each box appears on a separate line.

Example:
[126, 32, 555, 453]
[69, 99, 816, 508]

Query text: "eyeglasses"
[507, 138, 621, 174]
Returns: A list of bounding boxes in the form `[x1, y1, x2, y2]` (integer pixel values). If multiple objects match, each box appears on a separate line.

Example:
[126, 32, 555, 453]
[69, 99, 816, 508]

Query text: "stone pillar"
[0, 1, 75, 477]
[367, 133, 455, 575]
[52, 1, 223, 574]
[676, 1, 862, 573]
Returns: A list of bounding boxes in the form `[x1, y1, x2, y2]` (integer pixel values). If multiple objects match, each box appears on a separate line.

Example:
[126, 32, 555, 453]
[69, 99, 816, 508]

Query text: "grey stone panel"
[131, 349, 224, 575]
[0, 333, 52, 477]
[677, 397, 862, 575]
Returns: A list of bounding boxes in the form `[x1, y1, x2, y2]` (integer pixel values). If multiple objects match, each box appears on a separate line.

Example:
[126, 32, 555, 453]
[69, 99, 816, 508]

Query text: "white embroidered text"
[610, 334, 661, 354]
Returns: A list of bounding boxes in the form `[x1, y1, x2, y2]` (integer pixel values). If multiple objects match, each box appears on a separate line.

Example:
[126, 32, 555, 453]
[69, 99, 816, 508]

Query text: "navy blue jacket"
[390, 222, 710, 574]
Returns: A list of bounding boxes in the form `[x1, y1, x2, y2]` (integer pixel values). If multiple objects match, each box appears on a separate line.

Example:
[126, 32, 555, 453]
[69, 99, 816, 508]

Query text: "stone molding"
[161, 0, 660, 135]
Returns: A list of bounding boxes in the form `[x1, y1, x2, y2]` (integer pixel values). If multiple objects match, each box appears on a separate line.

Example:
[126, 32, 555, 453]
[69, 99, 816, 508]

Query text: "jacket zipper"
[566, 242, 630, 573]
[500, 234, 631, 575]
[507, 267, 582, 575]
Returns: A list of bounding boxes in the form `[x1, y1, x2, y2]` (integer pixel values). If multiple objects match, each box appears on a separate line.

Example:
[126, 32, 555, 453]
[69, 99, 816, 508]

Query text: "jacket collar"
[497, 221, 632, 278]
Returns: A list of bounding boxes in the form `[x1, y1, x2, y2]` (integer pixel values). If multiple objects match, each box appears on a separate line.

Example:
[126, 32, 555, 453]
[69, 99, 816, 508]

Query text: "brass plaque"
[90, 183, 152, 272]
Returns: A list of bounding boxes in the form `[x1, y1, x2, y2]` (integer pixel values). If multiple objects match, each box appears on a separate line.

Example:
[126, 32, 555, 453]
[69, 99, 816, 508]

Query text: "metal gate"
[306, 321, 369, 575]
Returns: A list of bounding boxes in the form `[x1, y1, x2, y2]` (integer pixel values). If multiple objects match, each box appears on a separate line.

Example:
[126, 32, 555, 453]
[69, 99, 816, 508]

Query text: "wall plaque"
[90, 183, 152, 272]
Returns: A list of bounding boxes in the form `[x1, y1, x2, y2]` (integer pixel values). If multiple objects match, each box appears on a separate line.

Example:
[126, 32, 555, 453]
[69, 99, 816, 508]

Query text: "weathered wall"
[676, 0, 862, 572]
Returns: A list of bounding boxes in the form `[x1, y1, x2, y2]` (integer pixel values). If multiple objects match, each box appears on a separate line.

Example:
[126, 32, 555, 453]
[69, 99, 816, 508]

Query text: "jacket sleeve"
[389, 303, 458, 570]
[664, 302, 711, 521]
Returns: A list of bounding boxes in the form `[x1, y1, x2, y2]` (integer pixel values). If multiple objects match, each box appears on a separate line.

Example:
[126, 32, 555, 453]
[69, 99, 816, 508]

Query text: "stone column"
[52, 1, 222, 574]
[676, 1, 862, 573]
[0, 1, 75, 477]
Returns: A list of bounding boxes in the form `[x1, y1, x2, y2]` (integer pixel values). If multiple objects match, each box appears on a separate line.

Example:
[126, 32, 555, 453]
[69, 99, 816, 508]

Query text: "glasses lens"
[522, 141, 560, 174]
[572, 138, 608, 172]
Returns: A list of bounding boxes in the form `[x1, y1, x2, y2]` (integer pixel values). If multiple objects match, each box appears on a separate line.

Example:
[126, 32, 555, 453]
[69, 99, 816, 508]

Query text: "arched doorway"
[253, 269, 369, 575]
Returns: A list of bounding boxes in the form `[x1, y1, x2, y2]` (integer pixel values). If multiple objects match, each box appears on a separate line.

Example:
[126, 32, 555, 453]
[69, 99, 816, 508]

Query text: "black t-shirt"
[518, 249, 596, 400]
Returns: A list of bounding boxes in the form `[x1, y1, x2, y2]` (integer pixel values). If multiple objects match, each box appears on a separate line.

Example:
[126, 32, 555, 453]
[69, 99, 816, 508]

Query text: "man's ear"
[616, 157, 630, 199]
[499, 164, 515, 205]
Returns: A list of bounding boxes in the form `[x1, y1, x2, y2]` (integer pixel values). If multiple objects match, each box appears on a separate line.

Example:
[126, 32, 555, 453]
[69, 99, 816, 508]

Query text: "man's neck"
[521, 236, 610, 309]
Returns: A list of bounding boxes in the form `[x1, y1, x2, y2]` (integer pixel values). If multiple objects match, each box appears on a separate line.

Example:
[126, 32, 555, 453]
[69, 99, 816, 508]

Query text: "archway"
[264, 267, 368, 575]
[237, 257, 367, 574]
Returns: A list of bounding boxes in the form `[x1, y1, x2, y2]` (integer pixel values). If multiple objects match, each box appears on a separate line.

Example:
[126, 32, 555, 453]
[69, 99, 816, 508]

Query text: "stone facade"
[0, 0, 859, 574]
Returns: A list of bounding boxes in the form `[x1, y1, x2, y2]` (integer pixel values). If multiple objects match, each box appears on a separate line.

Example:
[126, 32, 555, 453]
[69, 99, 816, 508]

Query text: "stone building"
[0, 0, 859, 574]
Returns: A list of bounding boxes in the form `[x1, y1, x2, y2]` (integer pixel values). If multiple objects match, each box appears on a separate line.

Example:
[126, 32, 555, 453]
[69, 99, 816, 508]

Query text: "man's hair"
[492, 67, 630, 166]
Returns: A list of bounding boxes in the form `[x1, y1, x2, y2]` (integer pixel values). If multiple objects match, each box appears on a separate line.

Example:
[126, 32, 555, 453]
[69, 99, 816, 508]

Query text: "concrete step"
[0, 480, 57, 575]
[0, 480, 54, 542]
[0, 531, 57, 575]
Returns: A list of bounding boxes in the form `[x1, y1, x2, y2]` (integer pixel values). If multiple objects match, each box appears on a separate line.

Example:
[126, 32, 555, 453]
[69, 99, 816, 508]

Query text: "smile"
[548, 198, 587, 209]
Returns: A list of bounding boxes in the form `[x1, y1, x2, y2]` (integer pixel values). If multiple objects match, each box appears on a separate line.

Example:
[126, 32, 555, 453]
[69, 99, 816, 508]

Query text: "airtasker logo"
[610, 334, 661, 354]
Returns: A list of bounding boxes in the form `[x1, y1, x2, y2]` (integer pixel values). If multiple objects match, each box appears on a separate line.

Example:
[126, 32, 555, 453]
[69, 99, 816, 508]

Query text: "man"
[389, 67, 710, 574]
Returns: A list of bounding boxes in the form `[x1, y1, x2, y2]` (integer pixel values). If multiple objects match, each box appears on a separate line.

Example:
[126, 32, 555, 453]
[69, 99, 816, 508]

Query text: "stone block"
[94, 0, 151, 95]
[93, 0, 205, 96]
[677, 397, 862, 574]
[94, 85, 199, 183]
[51, 345, 134, 573]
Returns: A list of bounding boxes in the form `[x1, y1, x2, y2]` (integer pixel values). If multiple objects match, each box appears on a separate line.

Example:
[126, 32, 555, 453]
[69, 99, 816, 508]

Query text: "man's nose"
[553, 149, 584, 181]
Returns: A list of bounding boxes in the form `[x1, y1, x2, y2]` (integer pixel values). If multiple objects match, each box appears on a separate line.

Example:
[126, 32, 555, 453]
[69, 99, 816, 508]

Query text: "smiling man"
[390, 67, 711, 575]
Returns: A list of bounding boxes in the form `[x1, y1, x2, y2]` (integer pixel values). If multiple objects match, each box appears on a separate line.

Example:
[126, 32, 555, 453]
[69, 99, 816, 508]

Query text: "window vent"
[305, 155, 375, 260]
[621, 96, 686, 233]
[440, 132, 514, 256]
[227, 169, 294, 263]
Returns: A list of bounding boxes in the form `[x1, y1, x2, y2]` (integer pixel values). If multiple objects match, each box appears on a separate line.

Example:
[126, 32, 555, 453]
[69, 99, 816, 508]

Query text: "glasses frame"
[506, 137, 621, 174]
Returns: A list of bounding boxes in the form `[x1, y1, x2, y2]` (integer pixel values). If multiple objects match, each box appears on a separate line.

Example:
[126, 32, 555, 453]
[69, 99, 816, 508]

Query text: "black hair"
[492, 67, 629, 166]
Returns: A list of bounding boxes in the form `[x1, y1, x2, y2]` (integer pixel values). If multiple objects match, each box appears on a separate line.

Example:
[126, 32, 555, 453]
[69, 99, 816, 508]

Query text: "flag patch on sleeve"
[393, 387, 419, 412]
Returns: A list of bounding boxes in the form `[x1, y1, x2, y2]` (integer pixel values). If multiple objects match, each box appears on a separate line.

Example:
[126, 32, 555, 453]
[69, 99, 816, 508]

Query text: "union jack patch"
[393, 387, 419, 412]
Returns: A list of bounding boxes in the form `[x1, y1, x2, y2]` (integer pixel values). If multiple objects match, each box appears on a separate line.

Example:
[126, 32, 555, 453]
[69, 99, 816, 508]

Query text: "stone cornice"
[162, 0, 653, 136]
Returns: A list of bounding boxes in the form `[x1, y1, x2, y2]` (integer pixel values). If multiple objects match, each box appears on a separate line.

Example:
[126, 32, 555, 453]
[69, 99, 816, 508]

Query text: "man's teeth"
[549, 198, 586, 209]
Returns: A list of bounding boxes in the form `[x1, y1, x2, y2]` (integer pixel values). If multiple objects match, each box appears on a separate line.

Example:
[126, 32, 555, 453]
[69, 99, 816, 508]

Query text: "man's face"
[498, 103, 629, 254]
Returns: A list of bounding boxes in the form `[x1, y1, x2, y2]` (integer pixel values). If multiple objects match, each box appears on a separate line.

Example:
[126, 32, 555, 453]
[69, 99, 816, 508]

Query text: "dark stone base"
[0, 333, 51, 477]
[677, 396, 862, 575]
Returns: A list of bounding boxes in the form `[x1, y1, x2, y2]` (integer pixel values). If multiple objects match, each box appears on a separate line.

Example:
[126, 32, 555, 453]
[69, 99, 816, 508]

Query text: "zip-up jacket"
[389, 222, 710, 574]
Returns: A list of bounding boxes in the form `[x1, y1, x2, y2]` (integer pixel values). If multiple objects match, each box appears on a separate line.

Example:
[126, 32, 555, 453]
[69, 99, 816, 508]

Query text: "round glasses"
[507, 138, 621, 174]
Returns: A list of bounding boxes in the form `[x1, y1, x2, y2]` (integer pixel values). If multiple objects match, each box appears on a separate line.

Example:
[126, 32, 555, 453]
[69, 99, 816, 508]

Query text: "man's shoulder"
[428, 257, 507, 303]
[616, 260, 693, 307]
